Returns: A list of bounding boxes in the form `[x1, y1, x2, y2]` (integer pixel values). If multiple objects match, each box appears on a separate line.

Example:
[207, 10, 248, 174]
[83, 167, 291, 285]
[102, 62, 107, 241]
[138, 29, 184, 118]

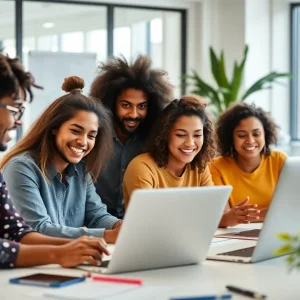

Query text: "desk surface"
[1, 225, 299, 300]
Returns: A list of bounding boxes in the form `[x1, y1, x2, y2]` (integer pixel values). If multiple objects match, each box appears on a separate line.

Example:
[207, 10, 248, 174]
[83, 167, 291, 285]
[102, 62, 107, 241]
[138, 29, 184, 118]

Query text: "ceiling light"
[43, 23, 55, 29]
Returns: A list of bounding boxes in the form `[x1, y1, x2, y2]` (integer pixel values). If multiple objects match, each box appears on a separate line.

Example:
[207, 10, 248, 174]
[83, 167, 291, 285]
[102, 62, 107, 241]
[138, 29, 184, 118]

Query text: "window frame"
[5, 0, 187, 95]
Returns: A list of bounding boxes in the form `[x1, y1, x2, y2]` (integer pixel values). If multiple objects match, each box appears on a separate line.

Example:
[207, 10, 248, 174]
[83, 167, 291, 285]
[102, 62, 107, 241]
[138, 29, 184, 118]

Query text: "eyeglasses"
[0, 102, 26, 121]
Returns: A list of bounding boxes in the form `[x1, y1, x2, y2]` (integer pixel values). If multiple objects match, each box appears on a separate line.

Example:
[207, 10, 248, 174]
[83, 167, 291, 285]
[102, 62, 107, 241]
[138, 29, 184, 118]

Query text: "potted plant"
[274, 232, 300, 271]
[185, 45, 291, 117]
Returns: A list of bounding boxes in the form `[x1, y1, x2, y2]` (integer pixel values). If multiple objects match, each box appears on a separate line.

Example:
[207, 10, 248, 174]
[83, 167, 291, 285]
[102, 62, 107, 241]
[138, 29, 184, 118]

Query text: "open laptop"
[207, 156, 300, 263]
[78, 186, 232, 274]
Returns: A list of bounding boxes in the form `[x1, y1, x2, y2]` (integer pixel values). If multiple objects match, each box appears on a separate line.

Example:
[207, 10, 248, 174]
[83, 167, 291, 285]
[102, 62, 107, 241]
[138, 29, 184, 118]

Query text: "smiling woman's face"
[167, 115, 204, 170]
[53, 110, 99, 172]
[233, 117, 265, 160]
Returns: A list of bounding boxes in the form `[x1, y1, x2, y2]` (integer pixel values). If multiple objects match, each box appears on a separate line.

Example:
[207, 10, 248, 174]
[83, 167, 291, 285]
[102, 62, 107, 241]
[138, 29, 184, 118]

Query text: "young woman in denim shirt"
[1, 76, 121, 244]
[0, 54, 109, 268]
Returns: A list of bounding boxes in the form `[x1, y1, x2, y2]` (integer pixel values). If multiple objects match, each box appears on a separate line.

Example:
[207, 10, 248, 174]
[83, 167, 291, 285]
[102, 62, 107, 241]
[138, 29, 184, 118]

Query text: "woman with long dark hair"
[1, 76, 121, 244]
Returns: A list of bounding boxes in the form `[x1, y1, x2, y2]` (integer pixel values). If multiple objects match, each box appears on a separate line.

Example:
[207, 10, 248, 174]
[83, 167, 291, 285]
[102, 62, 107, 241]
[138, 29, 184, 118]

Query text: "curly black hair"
[89, 55, 173, 138]
[0, 53, 42, 102]
[216, 102, 279, 156]
[145, 95, 216, 172]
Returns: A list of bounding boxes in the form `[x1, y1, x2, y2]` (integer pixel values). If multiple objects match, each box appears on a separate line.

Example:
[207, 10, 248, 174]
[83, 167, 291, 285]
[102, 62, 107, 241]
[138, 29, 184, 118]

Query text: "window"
[291, 4, 300, 141]
[114, 8, 182, 96]
[2, 0, 186, 142]
[0, 1, 15, 56]
[22, 1, 107, 131]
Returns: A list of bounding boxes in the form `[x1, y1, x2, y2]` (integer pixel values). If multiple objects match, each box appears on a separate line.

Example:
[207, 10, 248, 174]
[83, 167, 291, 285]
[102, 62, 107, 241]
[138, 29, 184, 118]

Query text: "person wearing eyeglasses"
[0, 53, 109, 269]
[0, 104, 17, 151]
[0, 53, 39, 119]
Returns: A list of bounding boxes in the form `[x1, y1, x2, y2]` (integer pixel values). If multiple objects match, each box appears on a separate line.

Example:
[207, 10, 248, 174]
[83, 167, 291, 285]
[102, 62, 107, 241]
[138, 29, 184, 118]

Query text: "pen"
[91, 275, 143, 285]
[169, 294, 232, 300]
[226, 285, 267, 299]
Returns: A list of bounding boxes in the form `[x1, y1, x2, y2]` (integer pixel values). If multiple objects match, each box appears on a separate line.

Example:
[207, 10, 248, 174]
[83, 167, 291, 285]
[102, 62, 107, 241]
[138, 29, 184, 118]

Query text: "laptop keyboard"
[217, 246, 255, 257]
[101, 260, 110, 268]
[231, 229, 261, 238]
[215, 229, 261, 238]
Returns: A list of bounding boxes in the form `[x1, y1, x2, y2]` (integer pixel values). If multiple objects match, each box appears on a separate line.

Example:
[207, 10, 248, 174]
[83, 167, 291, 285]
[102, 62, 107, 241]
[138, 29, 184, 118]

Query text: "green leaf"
[209, 48, 231, 106]
[219, 51, 230, 87]
[184, 44, 291, 116]
[210, 47, 222, 87]
[229, 45, 248, 104]
[209, 48, 231, 109]
[277, 233, 292, 241]
[219, 51, 232, 106]
[273, 244, 294, 256]
[286, 254, 296, 265]
[189, 70, 223, 114]
[241, 72, 291, 100]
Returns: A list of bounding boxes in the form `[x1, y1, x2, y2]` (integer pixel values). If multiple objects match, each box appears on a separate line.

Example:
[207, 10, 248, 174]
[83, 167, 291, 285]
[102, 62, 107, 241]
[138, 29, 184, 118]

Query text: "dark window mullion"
[107, 4, 114, 57]
[181, 9, 187, 96]
[16, 0, 23, 141]
[16, 0, 23, 60]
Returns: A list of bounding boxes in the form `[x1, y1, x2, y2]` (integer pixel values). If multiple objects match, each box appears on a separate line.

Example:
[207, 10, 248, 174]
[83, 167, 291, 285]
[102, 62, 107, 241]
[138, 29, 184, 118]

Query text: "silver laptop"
[207, 156, 300, 263]
[78, 186, 231, 274]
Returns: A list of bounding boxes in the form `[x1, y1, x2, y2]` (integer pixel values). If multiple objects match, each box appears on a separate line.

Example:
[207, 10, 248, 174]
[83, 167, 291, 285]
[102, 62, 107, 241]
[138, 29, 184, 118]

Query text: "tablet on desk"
[9, 273, 85, 288]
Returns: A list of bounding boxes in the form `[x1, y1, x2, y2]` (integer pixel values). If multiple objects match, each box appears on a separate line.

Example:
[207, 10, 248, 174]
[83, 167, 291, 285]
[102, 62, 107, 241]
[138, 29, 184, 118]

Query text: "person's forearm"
[112, 220, 122, 229]
[103, 230, 117, 243]
[20, 232, 71, 246]
[218, 214, 229, 228]
[38, 222, 105, 238]
[15, 244, 59, 267]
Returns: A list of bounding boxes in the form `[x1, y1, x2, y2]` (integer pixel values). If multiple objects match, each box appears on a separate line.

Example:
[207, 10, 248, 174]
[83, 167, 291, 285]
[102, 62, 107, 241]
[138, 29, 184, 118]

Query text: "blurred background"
[1, 0, 300, 155]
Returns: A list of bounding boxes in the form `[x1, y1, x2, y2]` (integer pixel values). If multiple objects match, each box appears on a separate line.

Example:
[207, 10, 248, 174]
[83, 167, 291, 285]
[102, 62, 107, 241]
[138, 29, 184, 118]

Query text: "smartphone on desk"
[9, 273, 85, 288]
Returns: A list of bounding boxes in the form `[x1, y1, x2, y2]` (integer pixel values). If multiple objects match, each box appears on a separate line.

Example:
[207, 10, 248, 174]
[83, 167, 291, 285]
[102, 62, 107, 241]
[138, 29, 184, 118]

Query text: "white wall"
[244, 0, 292, 135]
[170, 0, 246, 96]
[162, 12, 181, 96]
[193, 0, 292, 135]
[214, 0, 245, 75]
[271, 0, 291, 135]
[244, 0, 271, 111]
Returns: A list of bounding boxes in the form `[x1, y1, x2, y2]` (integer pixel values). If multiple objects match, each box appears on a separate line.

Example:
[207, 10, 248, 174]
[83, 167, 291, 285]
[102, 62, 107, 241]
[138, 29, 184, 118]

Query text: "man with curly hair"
[90, 55, 173, 218]
[210, 102, 287, 227]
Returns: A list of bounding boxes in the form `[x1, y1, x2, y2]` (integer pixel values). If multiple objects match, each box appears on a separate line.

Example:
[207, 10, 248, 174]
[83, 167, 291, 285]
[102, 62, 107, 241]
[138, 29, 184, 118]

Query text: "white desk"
[1, 225, 299, 300]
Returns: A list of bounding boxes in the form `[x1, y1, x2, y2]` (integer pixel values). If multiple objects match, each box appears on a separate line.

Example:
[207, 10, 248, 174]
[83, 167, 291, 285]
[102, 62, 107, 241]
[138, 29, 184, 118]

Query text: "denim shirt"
[2, 152, 119, 239]
[95, 131, 145, 218]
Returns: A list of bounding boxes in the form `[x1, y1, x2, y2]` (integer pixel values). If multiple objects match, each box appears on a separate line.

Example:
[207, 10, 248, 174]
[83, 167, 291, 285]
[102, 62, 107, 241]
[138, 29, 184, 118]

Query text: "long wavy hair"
[145, 95, 216, 172]
[0, 76, 113, 182]
[216, 102, 278, 156]
[90, 55, 173, 138]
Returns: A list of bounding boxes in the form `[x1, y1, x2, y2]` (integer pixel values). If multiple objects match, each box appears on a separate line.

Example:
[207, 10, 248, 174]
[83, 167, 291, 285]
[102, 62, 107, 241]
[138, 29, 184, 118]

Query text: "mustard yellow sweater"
[123, 153, 213, 208]
[209, 150, 287, 209]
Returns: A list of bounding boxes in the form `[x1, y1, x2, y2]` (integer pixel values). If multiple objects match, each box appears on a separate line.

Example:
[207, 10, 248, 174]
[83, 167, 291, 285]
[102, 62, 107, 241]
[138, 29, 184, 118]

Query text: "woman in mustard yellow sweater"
[210, 103, 287, 227]
[123, 95, 216, 209]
